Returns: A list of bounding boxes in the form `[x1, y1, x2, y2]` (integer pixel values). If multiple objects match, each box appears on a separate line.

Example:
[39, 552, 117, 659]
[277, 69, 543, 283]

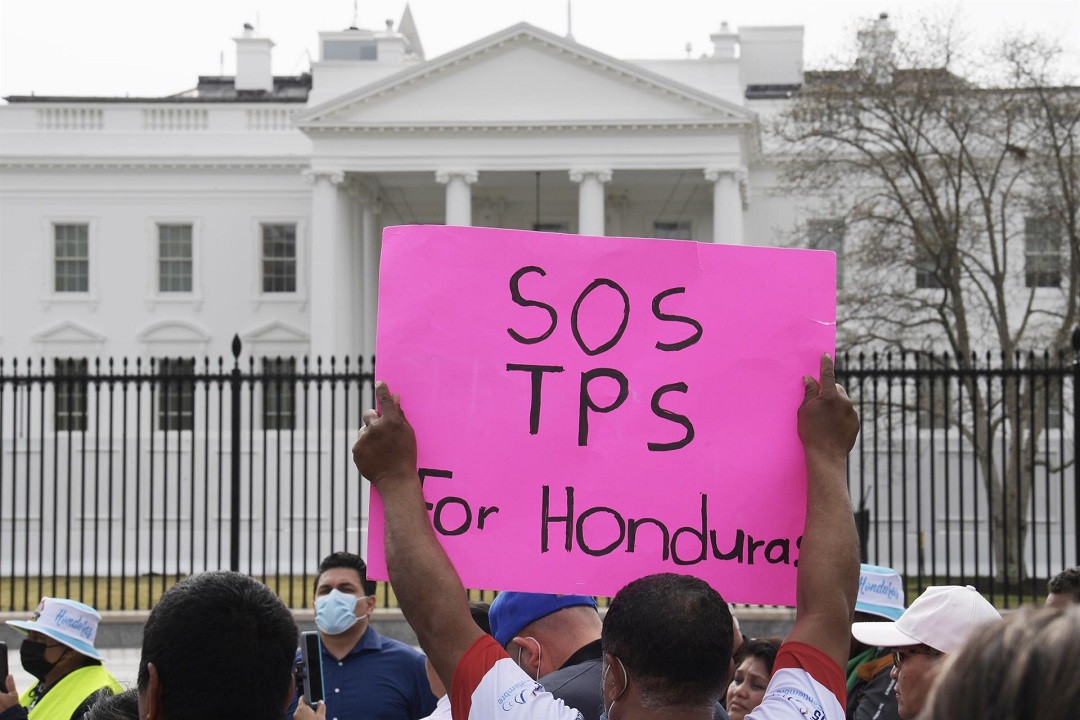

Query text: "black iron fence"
[1, 337, 1077, 611]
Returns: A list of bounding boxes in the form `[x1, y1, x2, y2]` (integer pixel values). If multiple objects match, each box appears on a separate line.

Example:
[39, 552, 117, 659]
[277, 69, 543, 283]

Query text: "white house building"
[0, 12, 808, 364]
[0, 10, 1073, 589]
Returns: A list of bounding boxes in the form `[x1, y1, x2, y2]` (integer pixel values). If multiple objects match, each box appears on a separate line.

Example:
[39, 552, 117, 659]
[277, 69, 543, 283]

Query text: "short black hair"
[733, 637, 783, 676]
[602, 573, 732, 709]
[1048, 567, 1080, 602]
[470, 601, 492, 636]
[314, 552, 377, 596]
[85, 688, 139, 720]
[137, 571, 298, 720]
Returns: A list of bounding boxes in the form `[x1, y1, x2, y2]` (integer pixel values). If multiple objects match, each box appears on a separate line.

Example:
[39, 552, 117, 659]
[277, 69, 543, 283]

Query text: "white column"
[360, 192, 382, 367]
[436, 170, 478, 226]
[705, 166, 748, 245]
[570, 169, 612, 236]
[304, 169, 345, 361]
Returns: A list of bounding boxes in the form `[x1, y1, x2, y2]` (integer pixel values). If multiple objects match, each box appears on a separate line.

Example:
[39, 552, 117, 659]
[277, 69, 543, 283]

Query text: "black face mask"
[20, 639, 64, 682]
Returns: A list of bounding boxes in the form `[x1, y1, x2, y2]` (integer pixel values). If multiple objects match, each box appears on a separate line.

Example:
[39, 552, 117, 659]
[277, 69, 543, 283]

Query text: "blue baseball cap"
[6, 597, 104, 660]
[489, 592, 598, 648]
[854, 563, 906, 621]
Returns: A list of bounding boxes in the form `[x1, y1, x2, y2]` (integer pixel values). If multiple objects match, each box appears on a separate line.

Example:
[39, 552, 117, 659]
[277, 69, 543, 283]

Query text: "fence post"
[230, 335, 242, 572]
[1073, 327, 1080, 567]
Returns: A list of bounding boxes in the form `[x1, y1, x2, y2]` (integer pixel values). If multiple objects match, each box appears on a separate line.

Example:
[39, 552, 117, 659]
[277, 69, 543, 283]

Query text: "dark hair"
[85, 688, 139, 720]
[1048, 567, 1080, 602]
[602, 573, 732, 710]
[314, 552, 377, 596]
[470, 601, 492, 636]
[732, 637, 782, 676]
[137, 571, 298, 720]
[922, 606, 1080, 720]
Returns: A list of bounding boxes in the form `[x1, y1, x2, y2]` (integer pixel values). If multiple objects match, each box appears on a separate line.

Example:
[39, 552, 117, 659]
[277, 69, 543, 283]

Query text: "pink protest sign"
[367, 225, 835, 606]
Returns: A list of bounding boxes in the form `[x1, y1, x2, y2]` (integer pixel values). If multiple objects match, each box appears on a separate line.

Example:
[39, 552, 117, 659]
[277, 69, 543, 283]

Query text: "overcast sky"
[1, 0, 1077, 98]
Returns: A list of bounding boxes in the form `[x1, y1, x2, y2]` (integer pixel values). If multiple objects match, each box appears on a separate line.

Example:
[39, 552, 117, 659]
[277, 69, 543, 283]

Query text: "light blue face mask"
[315, 589, 360, 635]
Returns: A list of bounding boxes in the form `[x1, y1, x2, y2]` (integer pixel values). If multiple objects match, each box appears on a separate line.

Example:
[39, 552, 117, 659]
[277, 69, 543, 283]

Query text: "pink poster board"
[367, 225, 835, 606]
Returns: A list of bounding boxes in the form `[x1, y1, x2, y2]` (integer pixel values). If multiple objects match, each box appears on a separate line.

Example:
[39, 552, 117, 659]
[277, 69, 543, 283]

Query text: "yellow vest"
[19, 664, 124, 719]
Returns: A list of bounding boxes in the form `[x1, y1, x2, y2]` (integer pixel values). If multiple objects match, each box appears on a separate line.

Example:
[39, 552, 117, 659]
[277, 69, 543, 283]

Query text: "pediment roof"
[33, 320, 106, 344]
[242, 321, 310, 344]
[297, 23, 754, 129]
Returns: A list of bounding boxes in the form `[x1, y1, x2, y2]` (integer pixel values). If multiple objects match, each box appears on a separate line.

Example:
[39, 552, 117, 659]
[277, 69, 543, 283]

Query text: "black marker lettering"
[576, 506, 626, 556]
[433, 497, 473, 536]
[570, 279, 630, 356]
[506, 363, 565, 434]
[647, 382, 695, 452]
[671, 494, 708, 565]
[418, 467, 454, 511]
[507, 266, 557, 345]
[541, 485, 574, 553]
[578, 368, 629, 446]
[652, 287, 703, 351]
[627, 517, 671, 561]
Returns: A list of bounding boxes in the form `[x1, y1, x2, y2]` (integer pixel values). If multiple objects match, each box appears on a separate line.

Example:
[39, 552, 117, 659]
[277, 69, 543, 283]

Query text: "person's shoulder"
[375, 633, 424, 657]
[539, 659, 602, 694]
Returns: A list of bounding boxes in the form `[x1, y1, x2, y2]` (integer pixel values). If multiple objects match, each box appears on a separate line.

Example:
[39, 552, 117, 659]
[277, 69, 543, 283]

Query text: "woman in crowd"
[725, 637, 782, 720]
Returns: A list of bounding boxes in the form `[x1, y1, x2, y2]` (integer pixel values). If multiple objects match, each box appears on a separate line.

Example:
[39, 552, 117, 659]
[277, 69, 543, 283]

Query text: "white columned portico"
[304, 169, 346, 360]
[436, 170, 478, 226]
[570, 168, 612, 236]
[705, 166, 748, 245]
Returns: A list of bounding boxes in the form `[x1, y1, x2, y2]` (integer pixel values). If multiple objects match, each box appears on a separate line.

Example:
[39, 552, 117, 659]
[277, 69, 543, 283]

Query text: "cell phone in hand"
[0, 641, 8, 681]
[299, 631, 324, 707]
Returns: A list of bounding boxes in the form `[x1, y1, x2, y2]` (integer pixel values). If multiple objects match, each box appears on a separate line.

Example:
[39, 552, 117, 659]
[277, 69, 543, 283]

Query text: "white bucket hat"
[851, 585, 1001, 654]
[6, 597, 104, 660]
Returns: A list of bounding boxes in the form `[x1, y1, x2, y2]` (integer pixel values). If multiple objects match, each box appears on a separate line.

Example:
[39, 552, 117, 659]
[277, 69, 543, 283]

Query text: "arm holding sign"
[352, 383, 486, 692]
[786, 353, 860, 670]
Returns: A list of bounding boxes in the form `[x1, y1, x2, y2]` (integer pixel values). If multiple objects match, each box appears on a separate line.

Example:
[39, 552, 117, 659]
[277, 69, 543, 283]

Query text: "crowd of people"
[1, 356, 1078, 719]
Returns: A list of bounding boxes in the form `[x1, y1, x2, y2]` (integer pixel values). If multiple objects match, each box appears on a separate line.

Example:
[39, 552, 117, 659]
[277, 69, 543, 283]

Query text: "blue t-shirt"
[287, 626, 438, 720]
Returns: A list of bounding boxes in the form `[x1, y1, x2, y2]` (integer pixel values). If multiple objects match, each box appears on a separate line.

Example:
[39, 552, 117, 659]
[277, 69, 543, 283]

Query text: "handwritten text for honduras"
[418, 266, 798, 568]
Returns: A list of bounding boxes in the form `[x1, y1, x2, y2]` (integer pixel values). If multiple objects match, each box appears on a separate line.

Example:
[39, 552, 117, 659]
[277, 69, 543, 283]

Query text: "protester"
[422, 603, 492, 720]
[488, 592, 603, 718]
[846, 563, 905, 720]
[851, 584, 1000, 719]
[352, 352, 860, 720]
[83, 689, 139, 720]
[725, 637, 781, 720]
[285, 551, 437, 720]
[920, 605, 1080, 719]
[0, 597, 122, 720]
[137, 571, 298, 720]
[1045, 566, 1080, 608]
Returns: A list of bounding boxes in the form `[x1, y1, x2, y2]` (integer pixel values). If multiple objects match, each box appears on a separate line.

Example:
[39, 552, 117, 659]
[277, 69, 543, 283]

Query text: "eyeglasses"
[892, 648, 941, 668]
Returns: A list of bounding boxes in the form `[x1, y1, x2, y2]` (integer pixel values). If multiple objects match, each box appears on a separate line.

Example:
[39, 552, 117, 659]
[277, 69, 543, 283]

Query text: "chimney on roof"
[711, 21, 738, 59]
[857, 12, 895, 84]
[234, 23, 275, 92]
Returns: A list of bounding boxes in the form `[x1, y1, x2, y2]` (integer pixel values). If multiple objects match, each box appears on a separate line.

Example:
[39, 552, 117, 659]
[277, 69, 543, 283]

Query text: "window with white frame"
[261, 224, 297, 293]
[158, 223, 193, 293]
[1025, 217, 1062, 288]
[54, 357, 88, 432]
[653, 221, 692, 241]
[54, 224, 89, 293]
[157, 358, 195, 431]
[262, 357, 297, 430]
[533, 223, 568, 233]
[808, 219, 845, 286]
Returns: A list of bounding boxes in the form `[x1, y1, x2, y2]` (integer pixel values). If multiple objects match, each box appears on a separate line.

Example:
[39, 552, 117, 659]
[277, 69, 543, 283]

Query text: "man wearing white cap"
[0, 597, 122, 720]
[846, 564, 905, 720]
[851, 585, 1001, 719]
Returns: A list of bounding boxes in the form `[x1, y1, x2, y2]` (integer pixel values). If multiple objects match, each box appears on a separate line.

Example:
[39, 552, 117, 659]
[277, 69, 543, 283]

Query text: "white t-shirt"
[451, 636, 845, 720]
[451, 636, 582, 720]
[747, 642, 846, 720]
